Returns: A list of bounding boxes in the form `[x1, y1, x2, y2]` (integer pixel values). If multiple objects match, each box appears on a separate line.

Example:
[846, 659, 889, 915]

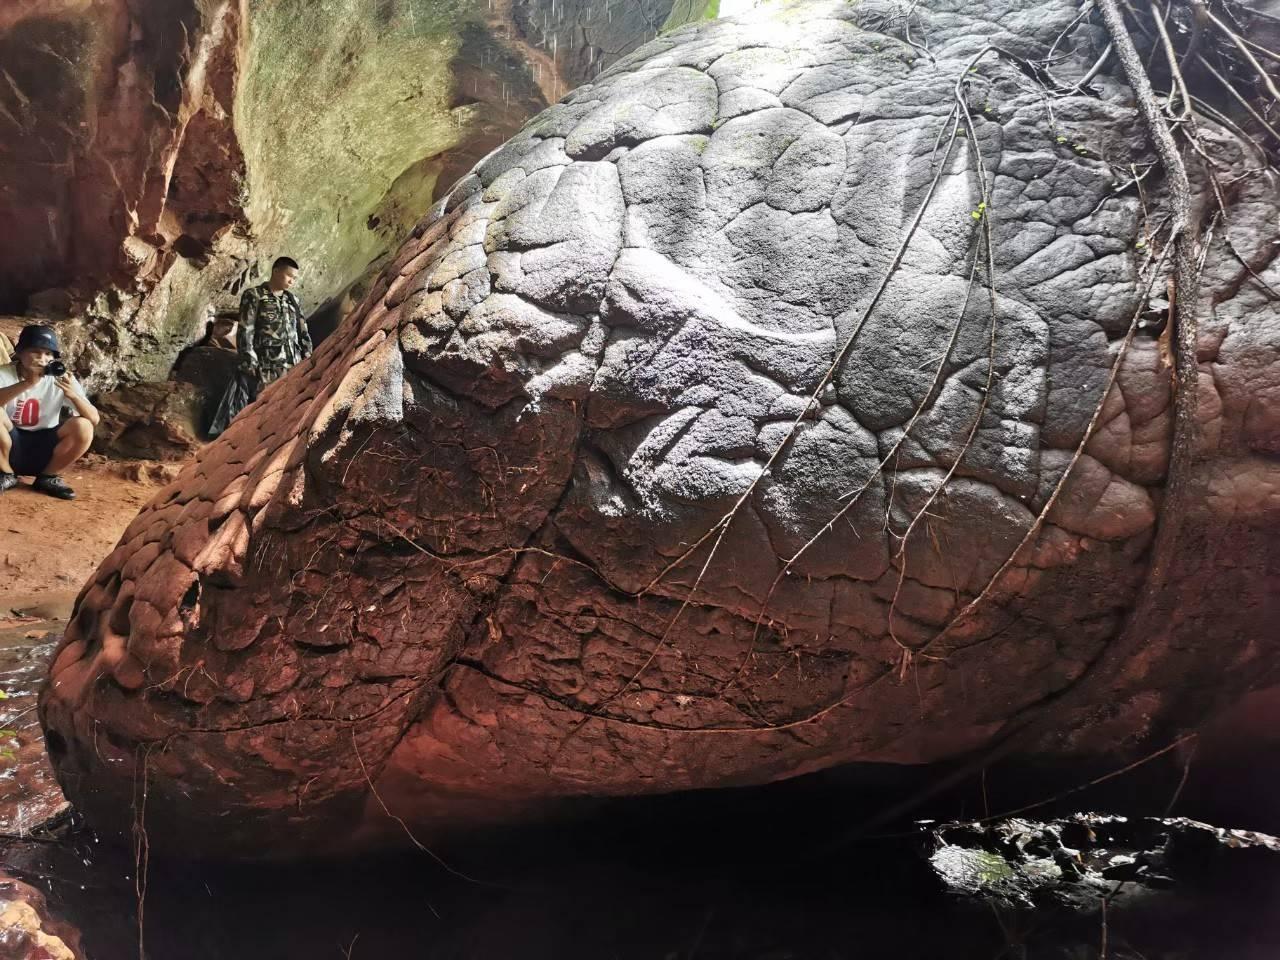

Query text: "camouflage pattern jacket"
[238, 283, 312, 384]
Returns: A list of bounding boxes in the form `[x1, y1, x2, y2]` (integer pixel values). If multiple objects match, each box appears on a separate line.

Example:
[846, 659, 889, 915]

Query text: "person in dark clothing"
[238, 256, 311, 386]
[172, 309, 237, 377]
[208, 257, 311, 438]
[203, 311, 238, 351]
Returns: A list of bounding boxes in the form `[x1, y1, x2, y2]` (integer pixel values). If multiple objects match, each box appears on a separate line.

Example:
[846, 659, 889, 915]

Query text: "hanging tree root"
[1020, 0, 1201, 724]
[721, 40, 1148, 712]
[844, 0, 1218, 829]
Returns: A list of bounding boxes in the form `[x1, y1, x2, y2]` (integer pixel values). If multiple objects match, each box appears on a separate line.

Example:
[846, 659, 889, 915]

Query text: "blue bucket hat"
[15, 324, 60, 357]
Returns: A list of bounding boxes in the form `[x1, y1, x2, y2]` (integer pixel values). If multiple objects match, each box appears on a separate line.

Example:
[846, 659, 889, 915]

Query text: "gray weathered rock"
[930, 814, 1280, 912]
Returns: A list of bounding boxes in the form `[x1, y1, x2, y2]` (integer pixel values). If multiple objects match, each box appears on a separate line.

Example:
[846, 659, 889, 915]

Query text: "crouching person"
[0, 325, 98, 500]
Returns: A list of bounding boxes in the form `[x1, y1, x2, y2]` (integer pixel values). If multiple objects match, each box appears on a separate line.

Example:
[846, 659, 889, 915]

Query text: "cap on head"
[16, 324, 60, 357]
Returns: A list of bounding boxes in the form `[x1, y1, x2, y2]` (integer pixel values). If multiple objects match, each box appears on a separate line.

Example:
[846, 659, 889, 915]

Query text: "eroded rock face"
[91, 380, 204, 461]
[39, 0, 1280, 856]
[0, 873, 83, 960]
[0, 0, 247, 389]
[1, 0, 703, 393]
[0, 0, 227, 311]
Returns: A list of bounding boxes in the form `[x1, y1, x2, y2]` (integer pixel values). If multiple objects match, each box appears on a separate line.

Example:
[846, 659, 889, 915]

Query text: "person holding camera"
[0, 324, 99, 499]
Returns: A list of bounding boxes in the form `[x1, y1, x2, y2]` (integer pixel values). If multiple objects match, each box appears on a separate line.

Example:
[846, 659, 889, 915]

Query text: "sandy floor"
[1, 454, 178, 617]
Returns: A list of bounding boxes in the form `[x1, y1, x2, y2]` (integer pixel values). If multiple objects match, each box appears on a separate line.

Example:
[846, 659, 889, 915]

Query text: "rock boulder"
[39, 0, 1280, 857]
[90, 381, 203, 461]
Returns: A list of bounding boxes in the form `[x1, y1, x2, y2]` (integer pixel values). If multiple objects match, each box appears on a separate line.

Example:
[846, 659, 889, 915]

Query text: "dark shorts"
[7, 426, 59, 477]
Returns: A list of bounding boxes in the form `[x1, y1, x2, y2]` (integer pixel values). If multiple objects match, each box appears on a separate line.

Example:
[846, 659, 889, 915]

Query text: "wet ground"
[2, 456, 173, 845]
[0, 615, 65, 840]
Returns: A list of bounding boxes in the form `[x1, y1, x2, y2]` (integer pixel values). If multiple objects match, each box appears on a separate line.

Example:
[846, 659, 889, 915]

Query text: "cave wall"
[0, 0, 718, 392]
[0, 0, 222, 312]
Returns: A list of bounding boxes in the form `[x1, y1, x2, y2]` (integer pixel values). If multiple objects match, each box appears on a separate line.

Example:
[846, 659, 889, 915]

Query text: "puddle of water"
[2, 802, 1277, 960]
[0, 620, 68, 838]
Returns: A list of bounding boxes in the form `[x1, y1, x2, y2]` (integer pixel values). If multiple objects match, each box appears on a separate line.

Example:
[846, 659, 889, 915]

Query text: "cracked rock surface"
[39, 0, 1280, 856]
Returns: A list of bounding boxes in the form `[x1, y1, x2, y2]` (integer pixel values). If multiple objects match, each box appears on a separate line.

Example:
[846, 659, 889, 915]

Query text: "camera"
[44, 360, 67, 378]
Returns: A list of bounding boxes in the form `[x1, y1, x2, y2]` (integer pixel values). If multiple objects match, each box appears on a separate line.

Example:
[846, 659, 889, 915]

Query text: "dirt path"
[1, 455, 177, 616]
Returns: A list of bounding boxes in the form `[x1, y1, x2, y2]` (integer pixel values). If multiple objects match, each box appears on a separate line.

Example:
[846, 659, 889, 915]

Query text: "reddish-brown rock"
[91, 380, 204, 460]
[0, 874, 83, 960]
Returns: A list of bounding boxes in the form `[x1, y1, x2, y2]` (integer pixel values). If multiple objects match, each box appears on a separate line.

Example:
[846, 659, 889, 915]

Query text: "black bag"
[206, 371, 260, 438]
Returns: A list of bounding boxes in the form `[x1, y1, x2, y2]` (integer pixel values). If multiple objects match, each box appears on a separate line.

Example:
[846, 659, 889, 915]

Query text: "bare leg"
[44, 417, 93, 475]
[0, 414, 13, 474]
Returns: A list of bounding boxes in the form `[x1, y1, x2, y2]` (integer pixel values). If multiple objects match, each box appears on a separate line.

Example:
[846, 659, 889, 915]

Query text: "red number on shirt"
[17, 398, 40, 427]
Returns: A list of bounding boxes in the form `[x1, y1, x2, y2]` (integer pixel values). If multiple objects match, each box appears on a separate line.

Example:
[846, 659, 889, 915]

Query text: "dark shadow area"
[4, 744, 1279, 959]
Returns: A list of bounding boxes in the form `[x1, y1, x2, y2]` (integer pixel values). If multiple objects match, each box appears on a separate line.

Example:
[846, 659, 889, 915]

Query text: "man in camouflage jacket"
[238, 256, 312, 386]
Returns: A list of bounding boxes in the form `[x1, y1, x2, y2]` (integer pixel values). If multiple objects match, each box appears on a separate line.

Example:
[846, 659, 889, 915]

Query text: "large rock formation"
[0, 0, 709, 392]
[39, 0, 1280, 857]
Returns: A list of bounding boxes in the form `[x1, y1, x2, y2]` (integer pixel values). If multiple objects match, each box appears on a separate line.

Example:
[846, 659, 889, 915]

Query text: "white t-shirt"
[0, 363, 84, 431]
